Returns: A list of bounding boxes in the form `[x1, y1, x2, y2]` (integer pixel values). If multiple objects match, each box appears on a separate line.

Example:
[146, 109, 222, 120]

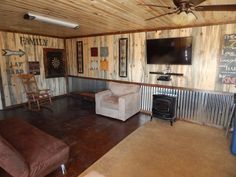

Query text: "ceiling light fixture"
[172, 12, 196, 25]
[23, 12, 79, 29]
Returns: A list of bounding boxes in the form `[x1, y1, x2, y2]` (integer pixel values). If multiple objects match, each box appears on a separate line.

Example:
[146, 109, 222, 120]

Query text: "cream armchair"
[95, 82, 141, 121]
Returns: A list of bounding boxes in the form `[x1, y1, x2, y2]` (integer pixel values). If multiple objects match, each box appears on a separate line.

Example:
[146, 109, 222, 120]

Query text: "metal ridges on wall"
[141, 85, 234, 128]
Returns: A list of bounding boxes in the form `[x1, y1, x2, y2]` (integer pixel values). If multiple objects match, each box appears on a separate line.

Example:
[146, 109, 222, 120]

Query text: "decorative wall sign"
[6, 61, 25, 74]
[90, 60, 98, 70]
[119, 38, 128, 77]
[91, 47, 98, 57]
[100, 47, 109, 57]
[20, 37, 48, 46]
[100, 59, 108, 71]
[219, 34, 236, 84]
[2, 49, 25, 57]
[43, 48, 65, 78]
[76, 41, 83, 73]
[29, 61, 40, 75]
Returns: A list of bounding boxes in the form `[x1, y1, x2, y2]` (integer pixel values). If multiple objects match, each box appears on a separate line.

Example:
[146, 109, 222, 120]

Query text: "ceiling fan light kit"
[23, 12, 80, 29]
[172, 12, 196, 25]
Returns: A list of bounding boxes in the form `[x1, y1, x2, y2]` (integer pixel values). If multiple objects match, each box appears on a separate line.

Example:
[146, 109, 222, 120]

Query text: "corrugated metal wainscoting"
[141, 85, 234, 128]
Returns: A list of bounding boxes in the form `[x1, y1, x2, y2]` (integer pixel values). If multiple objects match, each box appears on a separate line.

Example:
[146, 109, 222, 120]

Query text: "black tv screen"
[146, 36, 192, 65]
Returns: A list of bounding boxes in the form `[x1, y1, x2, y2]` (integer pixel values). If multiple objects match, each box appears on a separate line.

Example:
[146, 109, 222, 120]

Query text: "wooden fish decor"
[2, 49, 25, 57]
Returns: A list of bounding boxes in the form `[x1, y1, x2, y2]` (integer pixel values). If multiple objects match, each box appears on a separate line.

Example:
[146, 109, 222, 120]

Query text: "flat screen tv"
[146, 36, 192, 65]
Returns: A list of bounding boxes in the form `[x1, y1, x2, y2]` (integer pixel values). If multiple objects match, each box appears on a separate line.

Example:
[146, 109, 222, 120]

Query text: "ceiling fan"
[138, 0, 236, 21]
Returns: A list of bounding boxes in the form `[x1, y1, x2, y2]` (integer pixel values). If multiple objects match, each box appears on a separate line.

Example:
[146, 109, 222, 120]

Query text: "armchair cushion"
[108, 82, 140, 96]
[101, 95, 119, 110]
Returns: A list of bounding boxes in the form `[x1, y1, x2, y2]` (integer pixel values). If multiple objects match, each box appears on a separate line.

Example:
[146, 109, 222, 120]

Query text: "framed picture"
[91, 47, 98, 57]
[28, 61, 40, 75]
[100, 47, 109, 57]
[119, 38, 128, 77]
[77, 41, 83, 73]
[43, 48, 65, 78]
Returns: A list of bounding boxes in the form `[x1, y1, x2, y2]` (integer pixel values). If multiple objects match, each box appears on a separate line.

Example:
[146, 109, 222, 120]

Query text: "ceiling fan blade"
[189, 0, 206, 6]
[195, 4, 236, 11]
[138, 3, 177, 10]
[145, 10, 179, 21]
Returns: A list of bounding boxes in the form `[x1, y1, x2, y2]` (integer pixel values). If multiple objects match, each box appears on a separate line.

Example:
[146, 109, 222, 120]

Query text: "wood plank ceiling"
[0, 0, 236, 38]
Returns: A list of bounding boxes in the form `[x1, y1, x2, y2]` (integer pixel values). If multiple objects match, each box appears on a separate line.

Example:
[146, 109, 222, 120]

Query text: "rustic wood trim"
[0, 29, 64, 39]
[68, 75, 233, 95]
[65, 21, 236, 39]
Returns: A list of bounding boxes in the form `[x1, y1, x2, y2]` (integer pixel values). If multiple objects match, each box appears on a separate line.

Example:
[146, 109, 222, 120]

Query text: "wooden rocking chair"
[18, 74, 52, 111]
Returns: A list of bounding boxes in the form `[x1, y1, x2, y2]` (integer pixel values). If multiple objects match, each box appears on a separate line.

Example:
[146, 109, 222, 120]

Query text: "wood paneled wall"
[66, 23, 236, 93]
[0, 32, 66, 108]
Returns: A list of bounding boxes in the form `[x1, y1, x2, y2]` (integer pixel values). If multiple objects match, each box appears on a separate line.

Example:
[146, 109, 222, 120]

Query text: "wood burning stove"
[151, 94, 176, 126]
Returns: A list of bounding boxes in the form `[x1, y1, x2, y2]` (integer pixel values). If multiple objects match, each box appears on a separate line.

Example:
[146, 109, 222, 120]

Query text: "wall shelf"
[149, 72, 184, 76]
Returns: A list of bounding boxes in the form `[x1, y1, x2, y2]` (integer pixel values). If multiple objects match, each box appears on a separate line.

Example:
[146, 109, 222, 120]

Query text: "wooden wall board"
[65, 23, 236, 93]
[0, 32, 66, 107]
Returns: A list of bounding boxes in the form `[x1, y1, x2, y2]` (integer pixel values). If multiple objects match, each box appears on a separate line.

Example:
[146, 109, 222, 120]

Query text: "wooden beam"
[0, 28, 64, 39]
[68, 75, 233, 95]
[65, 21, 236, 39]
